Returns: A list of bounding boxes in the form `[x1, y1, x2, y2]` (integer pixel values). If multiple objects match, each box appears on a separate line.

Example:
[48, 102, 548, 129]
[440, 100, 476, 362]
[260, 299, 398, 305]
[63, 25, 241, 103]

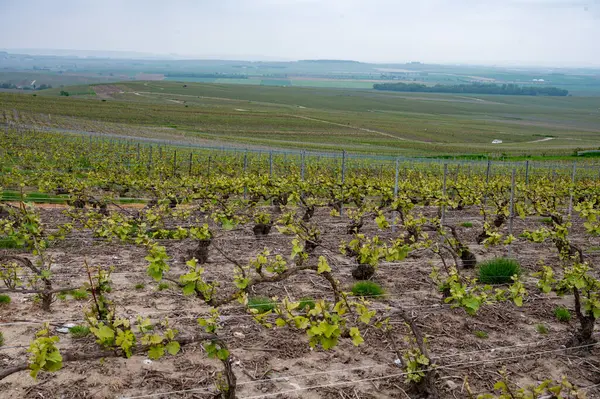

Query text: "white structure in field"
[492, 139, 503, 144]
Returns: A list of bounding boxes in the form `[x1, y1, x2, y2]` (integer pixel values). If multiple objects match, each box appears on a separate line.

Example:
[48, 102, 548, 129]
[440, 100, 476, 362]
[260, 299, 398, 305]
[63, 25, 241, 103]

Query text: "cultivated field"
[1, 81, 599, 157]
[0, 129, 600, 398]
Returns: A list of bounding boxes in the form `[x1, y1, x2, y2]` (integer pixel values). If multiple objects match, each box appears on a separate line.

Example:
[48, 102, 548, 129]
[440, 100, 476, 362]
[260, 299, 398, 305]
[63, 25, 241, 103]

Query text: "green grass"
[478, 258, 521, 284]
[554, 306, 572, 322]
[351, 281, 385, 298]
[0, 237, 23, 249]
[0, 331, 4, 347]
[461, 222, 473, 228]
[70, 289, 89, 300]
[134, 283, 145, 290]
[1, 190, 68, 204]
[0, 294, 11, 305]
[536, 324, 549, 334]
[69, 325, 90, 339]
[298, 297, 316, 311]
[248, 296, 275, 313]
[157, 282, 170, 291]
[474, 330, 488, 339]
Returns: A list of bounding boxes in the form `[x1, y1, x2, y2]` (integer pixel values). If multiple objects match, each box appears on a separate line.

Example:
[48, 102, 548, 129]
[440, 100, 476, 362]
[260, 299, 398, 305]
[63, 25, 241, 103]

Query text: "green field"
[1, 80, 599, 157]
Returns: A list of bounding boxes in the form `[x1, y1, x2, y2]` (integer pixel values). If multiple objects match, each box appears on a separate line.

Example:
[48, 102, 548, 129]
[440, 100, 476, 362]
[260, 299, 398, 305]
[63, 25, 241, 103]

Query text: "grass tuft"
[0, 294, 11, 305]
[71, 289, 89, 300]
[474, 330, 488, 339]
[0, 237, 23, 249]
[351, 281, 385, 298]
[478, 258, 521, 284]
[461, 222, 473, 228]
[536, 324, 549, 334]
[157, 282, 170, 291]
[554, 306, 571, 322]
[298, 297, 316, 311]
[69, 325, 90, 339]
[134, 283, 145, 290]
[248, 297, 275, 313]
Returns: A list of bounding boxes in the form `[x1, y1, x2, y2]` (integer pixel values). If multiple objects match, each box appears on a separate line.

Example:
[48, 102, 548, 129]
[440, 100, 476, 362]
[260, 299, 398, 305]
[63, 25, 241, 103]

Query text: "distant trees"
[0, 82, 52, 90]
[373, 82, 569, 96]
[60, 90, 69, 96]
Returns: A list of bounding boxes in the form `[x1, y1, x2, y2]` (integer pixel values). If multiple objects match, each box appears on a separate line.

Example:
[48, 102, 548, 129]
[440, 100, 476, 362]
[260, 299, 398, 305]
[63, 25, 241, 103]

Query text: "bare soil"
[1, 206, 599, 398]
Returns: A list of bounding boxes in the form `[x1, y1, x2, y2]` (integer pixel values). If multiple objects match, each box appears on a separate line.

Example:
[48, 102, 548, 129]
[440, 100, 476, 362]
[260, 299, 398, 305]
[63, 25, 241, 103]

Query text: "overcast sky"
[1, 0, 599, 66]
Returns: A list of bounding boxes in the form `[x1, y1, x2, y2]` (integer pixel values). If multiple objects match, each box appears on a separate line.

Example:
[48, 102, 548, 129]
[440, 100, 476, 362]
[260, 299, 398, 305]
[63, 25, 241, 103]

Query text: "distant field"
[260, 79, 291, 86]
[1, 80, 599, 157]
[165, 76, 392, 89]
[0, 71, 126, 88]
[291, 80, 375, 89]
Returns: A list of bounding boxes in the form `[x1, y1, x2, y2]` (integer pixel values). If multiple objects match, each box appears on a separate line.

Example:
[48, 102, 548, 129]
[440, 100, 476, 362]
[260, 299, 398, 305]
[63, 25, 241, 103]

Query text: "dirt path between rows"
[527, 137, 555, 143]
[288, 115, 430, 144]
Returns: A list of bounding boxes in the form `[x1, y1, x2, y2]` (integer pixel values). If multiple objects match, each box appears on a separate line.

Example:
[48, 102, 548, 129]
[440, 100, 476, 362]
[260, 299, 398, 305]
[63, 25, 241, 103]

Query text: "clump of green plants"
[351, 281, 384, 298]
[0, 237, 22, 249]
[69, 325, 90, 339]
[0, 294, 11, 305]
[56, 293, 67, 301]
[536, 323, 549, 334]
[134, 283, 145, 290]
[474, 330, 488, 339]
[478, 258, 521, 284]
[0, 331, 4, 347]
[157, 282, 170, 291]
[461, 222, 473, 228]
[554, 306, 572, 322]
[248, 297, 275, 313]
[298, 297, 316, 311]
[70, 289, 89, 300]
[541, 217, 554, 226]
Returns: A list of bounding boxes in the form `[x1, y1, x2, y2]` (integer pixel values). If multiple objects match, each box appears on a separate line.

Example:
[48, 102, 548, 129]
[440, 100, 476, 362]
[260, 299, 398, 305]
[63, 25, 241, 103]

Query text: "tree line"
[0, 82, 52, 90]
[373, 82, 569, 96]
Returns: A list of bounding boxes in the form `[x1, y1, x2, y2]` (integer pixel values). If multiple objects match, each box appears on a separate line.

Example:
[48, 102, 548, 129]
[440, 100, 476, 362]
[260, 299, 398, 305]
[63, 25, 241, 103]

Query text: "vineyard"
[1, 126, 600, 398]
[4, 81, 600, 157]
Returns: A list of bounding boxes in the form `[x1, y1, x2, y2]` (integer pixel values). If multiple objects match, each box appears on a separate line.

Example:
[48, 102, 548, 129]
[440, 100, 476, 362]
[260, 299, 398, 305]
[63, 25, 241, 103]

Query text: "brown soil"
[92, 85, 127, 99]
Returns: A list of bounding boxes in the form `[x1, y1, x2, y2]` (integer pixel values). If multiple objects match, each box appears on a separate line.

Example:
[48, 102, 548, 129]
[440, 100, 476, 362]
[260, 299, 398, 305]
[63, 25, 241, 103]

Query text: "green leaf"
[165, 341, 180, 356]
[148, 345, 165, 360]
[293, 316, 309, 330]
[148, 334, 163, 345]
[275, 318, 287, 327]
[317, 256, 332, 274]
[320, 336, 338, 350]
[463, 297, 481, 314]
[96, 325, 115, 340]
[182, 283, 196, 296]
[220, 218, 236, 231]
[349, 327, 363, 346]
[513, 296, 523, 307]
[217, 348, 230, 360]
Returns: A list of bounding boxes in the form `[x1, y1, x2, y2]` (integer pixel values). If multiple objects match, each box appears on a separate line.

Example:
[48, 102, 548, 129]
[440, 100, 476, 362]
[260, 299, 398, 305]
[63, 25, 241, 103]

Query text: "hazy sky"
[1, 0, 600, 66]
